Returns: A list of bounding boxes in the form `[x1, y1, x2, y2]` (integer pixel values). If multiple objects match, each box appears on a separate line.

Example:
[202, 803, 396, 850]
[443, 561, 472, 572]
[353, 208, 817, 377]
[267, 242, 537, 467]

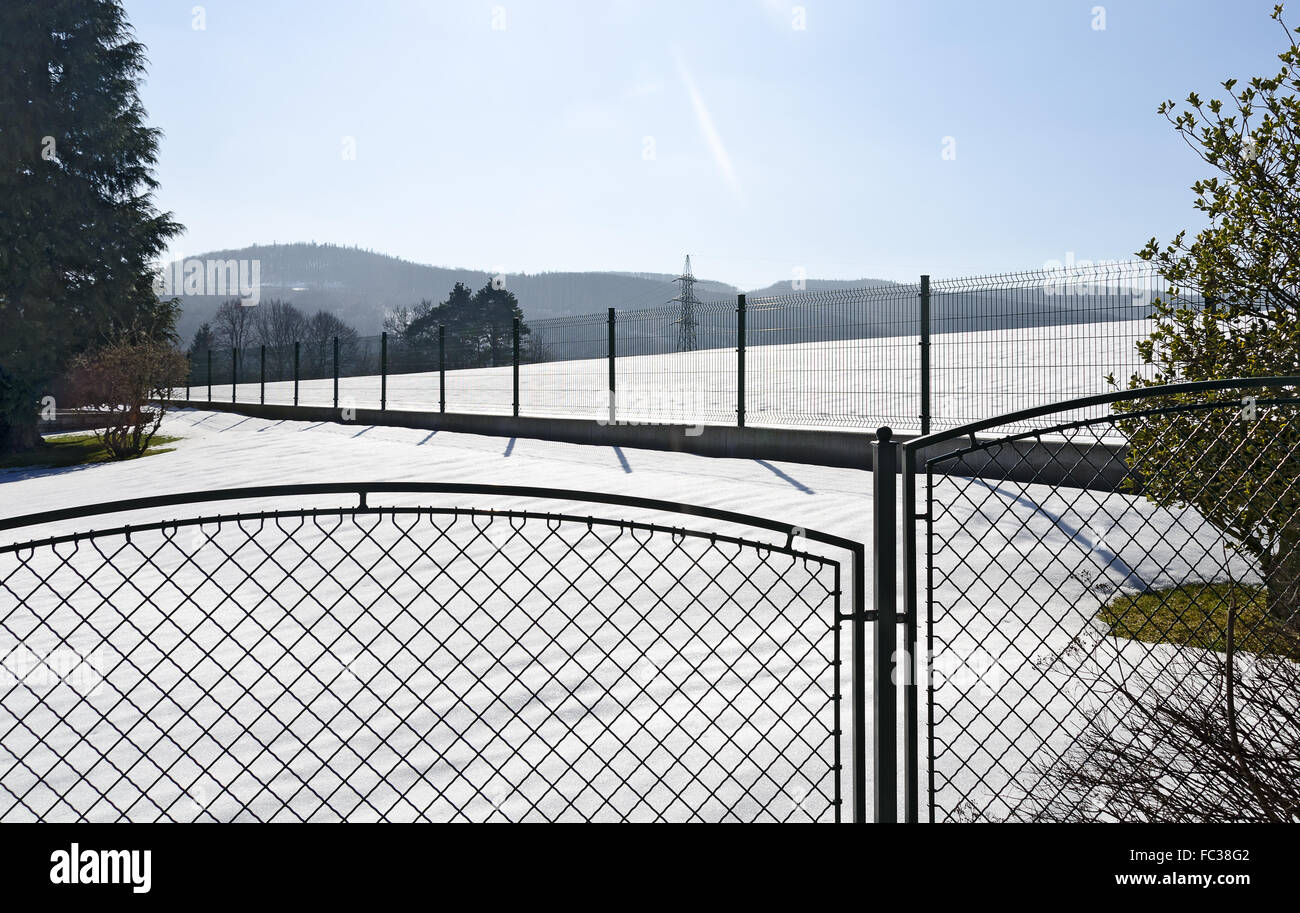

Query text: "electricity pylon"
[670, 255, 699, 352]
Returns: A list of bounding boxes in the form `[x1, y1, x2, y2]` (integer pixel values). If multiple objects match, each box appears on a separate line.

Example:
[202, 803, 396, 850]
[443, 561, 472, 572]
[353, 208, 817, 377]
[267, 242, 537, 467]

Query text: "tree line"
[188, 300, 364, 381]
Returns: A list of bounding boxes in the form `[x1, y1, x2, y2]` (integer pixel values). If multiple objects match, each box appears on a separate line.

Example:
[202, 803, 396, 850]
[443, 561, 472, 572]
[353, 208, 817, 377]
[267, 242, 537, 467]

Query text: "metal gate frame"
[882, 376, 1300, 823]
[0, 483, 880, 822]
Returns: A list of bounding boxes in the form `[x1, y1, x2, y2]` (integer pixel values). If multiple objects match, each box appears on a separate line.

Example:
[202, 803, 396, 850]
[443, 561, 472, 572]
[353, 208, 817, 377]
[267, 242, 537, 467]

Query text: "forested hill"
[169, 243, 762, 341]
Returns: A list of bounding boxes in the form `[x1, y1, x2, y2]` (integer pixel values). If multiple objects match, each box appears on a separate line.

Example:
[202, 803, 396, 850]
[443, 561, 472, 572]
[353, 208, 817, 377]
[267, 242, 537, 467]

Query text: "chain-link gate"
[894, 378, 1300, 822]
[0, 484, 871, 822]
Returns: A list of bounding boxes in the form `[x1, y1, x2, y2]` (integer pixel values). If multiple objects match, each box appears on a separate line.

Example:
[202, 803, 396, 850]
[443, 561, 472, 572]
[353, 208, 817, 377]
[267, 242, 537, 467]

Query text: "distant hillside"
[169, 243, 763, 343]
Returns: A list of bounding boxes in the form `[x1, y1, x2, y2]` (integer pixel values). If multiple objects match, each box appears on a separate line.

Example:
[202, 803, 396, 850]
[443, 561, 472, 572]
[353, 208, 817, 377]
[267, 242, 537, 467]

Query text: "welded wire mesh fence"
[0, 492, 851, 822]
[744, 284, 920, 430]
[613, 298, 737, 427]
[929, 261, 1169, 433]
[525, 313, 608, 420]
[185, 261, 1192, 434]
[905, 380, 1300, 822]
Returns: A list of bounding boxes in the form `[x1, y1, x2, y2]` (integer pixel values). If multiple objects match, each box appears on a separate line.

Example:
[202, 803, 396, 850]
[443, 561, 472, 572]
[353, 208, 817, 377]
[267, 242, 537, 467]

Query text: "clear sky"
[125, 0, 1285, 288]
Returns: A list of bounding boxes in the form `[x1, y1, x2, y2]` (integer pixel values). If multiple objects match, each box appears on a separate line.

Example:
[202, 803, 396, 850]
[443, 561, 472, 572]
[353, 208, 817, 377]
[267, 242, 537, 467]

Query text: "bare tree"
[211, 298, 256, 353]
[302, 310, 359, 378]
[253, 299, 308, 379]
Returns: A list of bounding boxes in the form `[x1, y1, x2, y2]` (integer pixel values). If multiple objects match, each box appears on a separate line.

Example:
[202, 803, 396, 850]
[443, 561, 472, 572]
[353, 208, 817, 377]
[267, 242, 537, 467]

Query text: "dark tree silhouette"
[0, 0, 180, 452]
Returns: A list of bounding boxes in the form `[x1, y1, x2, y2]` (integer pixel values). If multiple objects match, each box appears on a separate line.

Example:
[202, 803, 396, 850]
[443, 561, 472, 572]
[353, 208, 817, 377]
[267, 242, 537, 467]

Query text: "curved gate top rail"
[0, 482, 862, 555]
[900, 375, 1300, 456]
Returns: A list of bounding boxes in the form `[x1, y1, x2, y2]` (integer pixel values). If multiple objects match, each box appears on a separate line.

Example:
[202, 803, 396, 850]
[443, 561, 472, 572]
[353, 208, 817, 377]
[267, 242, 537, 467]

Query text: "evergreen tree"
[406, 281, 530, 368]
[0, 0, 180, 452]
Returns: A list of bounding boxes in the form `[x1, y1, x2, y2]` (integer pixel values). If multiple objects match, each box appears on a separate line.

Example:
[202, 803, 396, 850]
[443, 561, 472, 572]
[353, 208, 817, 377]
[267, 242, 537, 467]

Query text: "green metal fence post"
[380, 331, 388, 411]
[333, 336, 339, 409]
[438, 325, 446, 414]
[293, 341, 300, 407]
[512, 318, 520, 418]
[207, 350, 212, 403]
[920, 275, 931, 436]
[260, 345, 266, 405]
[607, 307, 616, 425]
[737, 294, 746, 428]
[231, 348, 237, 404]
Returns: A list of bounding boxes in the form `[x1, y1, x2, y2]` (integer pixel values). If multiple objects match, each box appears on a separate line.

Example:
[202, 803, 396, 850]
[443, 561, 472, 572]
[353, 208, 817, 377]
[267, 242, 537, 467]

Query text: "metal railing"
[0, 484, 874, 823]
[187, 260, 1181, 435]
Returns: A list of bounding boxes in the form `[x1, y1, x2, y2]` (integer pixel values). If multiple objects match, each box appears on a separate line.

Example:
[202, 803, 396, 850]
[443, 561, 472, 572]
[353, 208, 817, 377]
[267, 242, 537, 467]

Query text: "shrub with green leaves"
[1120, 6, 1300, 629]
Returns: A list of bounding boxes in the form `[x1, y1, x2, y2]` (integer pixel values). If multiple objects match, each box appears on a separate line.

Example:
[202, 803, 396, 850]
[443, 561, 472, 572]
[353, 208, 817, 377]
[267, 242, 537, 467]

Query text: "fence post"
[902, 442, 920, 824]
[207, 350, 212, 403]
[380, 331, 388, 411]
[293, 341, 300, 407]
[231, 349, 237, 403]
[438, 325, 446, 414]
[260, 345, 266, 405]
[607, 308, 616, 424]
[920, 275, 931, 436]
[736, 294, 746, 428]
[332, 336, 339, 409]
[512, 317, 520, 418]
[873, 427, 899, 823]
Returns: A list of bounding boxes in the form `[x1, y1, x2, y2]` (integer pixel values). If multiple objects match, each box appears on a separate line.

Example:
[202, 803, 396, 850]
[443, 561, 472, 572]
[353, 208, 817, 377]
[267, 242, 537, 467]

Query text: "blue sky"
[126, 0, 1285, 288]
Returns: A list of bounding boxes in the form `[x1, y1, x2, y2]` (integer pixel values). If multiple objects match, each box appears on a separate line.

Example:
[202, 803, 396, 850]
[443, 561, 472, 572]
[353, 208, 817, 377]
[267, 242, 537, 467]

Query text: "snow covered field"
[192, 319, 1154, 433]
[0, 404, 1236, 821]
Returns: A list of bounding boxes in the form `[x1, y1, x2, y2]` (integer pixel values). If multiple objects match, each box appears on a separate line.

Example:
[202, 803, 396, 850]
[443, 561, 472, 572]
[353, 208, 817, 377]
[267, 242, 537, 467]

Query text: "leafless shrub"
[63, 340, 189, 459]
[1018, 594, 1300, 822]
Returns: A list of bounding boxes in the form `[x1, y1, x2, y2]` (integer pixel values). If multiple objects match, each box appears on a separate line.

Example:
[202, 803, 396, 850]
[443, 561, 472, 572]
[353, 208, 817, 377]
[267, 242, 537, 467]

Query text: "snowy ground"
[0, 405, 1235, 821]
[192, 319, 1154, 434]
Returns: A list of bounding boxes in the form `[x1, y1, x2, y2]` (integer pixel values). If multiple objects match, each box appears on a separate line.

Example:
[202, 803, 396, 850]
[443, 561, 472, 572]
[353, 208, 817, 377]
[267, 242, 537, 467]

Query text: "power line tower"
[670, 254, 699, 352]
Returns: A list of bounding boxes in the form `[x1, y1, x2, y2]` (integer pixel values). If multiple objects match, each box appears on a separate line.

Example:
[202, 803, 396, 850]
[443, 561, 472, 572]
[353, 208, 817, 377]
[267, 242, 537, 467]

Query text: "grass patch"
[0, 433, 180, 471]
[1099, 582, 1300, 660]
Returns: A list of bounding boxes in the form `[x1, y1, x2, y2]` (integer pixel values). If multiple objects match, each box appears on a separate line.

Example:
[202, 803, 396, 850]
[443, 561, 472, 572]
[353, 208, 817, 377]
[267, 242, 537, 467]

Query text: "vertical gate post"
[260, 345, 266, 405]
[512, 317, 520, 418]
[293, 341, 300, 407]
[380, 331, 388, 412]
[607, 307, 616, 425]
[736, 294, 746, 428]
[902, 442, 921, 823]
[852, 542, 868, 824]
[207, 350, 212, 403]
[332, 336, 339, 409]
[920, 275, 931, 436]
[438, 325, 446, 414]
[231, 348, 237, 404]
[873, 426, 899, 822]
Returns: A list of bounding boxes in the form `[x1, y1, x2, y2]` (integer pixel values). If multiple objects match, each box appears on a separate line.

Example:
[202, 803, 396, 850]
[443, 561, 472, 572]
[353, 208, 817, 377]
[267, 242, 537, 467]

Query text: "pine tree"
[0, 0, 181, 452]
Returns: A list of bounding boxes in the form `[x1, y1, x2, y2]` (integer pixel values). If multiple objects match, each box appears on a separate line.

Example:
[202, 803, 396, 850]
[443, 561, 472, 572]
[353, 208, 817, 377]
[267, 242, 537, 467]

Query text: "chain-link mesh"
[920, 384, 1300, 822]
[0, 506, 844, 822]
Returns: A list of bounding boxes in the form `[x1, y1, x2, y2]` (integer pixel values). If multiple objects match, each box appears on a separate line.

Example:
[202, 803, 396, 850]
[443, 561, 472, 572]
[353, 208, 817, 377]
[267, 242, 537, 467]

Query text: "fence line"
[187, 260, 1185, 434]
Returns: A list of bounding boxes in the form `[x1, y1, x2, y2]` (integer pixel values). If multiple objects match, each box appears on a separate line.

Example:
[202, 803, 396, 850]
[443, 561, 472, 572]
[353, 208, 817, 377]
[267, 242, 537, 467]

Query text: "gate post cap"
[876, 426, 893, 443]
